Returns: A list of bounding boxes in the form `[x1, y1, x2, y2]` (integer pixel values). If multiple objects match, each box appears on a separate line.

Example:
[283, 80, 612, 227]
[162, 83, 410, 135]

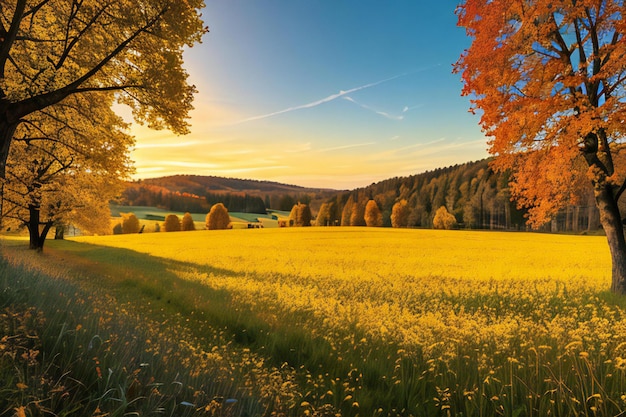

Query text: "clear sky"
[129, 1, 488, 190]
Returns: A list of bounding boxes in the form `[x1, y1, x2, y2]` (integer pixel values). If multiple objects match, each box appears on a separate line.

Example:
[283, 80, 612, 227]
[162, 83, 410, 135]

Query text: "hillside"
[137, 174, 340, 195]
[118, 175, 343, 214]
[118, 160, 600, 233]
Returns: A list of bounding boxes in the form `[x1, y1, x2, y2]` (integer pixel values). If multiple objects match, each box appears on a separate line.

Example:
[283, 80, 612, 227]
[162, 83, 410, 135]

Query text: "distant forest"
[118, 159, 602, 232]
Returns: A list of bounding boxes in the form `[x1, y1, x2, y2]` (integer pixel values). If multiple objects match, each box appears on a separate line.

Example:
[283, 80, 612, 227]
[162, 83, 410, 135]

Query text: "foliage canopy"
[456, 0, 626, 293]
[0, 0, 206, 177]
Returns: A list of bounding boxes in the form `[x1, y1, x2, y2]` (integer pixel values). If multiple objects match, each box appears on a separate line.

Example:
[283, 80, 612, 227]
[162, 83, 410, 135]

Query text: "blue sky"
[130, 1, 488, 189]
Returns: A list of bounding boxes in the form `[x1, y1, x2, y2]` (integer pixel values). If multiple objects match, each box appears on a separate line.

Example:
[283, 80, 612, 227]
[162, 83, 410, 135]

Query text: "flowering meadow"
[2, 228, 626, 416]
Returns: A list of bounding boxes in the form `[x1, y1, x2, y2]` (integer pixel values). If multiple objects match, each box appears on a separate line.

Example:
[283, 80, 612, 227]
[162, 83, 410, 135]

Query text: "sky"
[129, 1, 488, 190]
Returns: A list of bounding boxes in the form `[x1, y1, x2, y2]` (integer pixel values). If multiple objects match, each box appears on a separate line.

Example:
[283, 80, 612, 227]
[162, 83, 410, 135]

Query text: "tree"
[2, 93, 133, 249]
[289, 203, 312, 227]
[391, 199, 410, 228]
[163, 214, 181, 232]
[122, 213, 141, 234]
[456, 0, 626, 293]
[364, 200, 383, 227]
[0, 1, 206, 183]
[341, 196, 354, 226]
[182, 212, 195, 231]
[350, 200, 366, 226]
[206, 203, 230, 230]
[316, 202, 331, 226]
[433, 206, 457, 230]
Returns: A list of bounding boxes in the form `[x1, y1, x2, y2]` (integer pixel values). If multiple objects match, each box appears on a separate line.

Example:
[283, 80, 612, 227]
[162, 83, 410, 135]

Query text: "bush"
[121, 213, 140, 234]
[206, 203, 231, 230]
[112, 222, 123, 235]
[433, 206, 457, 230]
[163, 214, 181, 232]
[182, 212, 195, 231]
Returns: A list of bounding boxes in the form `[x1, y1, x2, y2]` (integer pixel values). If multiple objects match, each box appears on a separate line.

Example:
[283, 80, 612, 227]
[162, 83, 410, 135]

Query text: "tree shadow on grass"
[45, 239, 351, 371]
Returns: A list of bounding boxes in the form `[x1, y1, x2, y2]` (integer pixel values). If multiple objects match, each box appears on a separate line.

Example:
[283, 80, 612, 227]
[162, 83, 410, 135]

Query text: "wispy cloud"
[342, 96, 405, 120]
[317, 142, 376, 153]
[234, 72, 414, 124]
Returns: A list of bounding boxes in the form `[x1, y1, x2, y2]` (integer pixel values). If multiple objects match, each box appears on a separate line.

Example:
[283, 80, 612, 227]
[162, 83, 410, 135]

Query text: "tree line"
[313, 159, 601, 232]
[118, 158, 603, 233]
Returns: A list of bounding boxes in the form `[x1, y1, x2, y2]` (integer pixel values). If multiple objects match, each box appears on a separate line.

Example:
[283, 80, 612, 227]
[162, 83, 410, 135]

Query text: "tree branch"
[16, 5, 167, 119]
[55, 1, 114, 70]
[0, 0, 28, 83]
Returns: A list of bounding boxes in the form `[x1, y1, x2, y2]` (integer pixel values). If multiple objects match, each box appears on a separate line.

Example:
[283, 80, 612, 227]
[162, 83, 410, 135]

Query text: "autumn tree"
[122, 213, 141, 234]
[206, 203, 230, 230]
[2, 93, 133, 249]
[350, 200, 367, 227]
[182, 212, 195, 231]
[341, 196, 355, 226]
[316, 202, 336, 226]
[391, 199, 410, 228]
[456, 0, 626, 293]
[289, 203, 312, 227]
[0, 1, 205, 185]
[433, 206, 457, 230]
[316, 203, 330, 226]
[163, 214, 181, 232]
[364, 200, 383, 227]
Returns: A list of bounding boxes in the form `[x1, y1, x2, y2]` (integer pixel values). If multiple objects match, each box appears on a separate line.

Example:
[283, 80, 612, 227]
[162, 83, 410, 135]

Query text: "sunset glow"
[129, 2, 488, 189]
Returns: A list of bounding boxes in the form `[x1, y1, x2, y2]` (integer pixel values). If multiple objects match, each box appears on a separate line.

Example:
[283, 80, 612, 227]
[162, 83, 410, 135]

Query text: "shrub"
[206, 203, 231, 230]
[121, 213, 140, 234]
[182, 212, 195, 231]
[112, 223, 123, 234]
[433, 206, 457, 230]
[163, 214, 181, 232]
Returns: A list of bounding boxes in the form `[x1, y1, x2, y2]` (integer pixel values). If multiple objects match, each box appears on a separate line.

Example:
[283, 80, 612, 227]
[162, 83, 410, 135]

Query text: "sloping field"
[4, 228, 625, 416]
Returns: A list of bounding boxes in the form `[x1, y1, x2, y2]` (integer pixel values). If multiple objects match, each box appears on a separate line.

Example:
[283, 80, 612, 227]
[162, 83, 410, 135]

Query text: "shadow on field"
[45, 239, 343, 375]
[47, 239, 240, 324]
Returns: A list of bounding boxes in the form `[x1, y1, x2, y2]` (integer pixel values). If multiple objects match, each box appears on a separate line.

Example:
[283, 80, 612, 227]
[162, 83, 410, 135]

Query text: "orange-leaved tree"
[456, 0, 626, 293]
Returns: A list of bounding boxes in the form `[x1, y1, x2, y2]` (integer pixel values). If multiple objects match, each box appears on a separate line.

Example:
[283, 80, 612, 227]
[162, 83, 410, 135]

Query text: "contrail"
[234, 71, 418, 124]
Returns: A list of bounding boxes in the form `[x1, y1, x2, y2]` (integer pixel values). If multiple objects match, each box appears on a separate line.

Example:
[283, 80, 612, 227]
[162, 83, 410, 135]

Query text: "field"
[2, 228, 626, 416]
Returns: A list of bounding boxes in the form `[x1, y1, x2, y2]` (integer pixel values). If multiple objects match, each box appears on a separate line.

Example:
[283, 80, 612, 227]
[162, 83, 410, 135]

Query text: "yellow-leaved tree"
[391, 199, 410, 228]
[206, 203, 230, 230]
[3, 93, 133, 250]
[364, 200, 383, 227]
[0, 0, 206, 181]
[456, 0, 626, 293]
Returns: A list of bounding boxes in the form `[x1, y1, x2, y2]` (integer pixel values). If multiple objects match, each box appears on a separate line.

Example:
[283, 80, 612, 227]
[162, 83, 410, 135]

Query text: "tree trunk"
[594, 184, 626, 294]
[54, 225, 65, 240]
[0, 118, 18, 226]
[26, 205, 53, 251]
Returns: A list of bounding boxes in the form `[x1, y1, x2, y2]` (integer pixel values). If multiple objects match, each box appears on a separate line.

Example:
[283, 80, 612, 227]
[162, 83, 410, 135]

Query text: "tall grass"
[0, 243, 279, 416]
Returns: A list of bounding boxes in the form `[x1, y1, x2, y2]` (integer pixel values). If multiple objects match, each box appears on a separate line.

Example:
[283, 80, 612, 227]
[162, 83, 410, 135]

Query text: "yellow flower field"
[63, 227, 626, 416]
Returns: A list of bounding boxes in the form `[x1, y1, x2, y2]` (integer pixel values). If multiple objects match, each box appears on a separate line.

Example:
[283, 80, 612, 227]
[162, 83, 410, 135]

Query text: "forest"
[119, 158, 603, 233]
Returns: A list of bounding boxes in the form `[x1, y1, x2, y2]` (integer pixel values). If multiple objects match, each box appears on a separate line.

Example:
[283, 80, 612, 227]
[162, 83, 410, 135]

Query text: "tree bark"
[594, 183, 626, 294]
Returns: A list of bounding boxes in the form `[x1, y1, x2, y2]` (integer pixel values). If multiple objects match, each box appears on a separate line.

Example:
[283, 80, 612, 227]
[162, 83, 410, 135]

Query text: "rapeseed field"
[3, 228, 625, 416]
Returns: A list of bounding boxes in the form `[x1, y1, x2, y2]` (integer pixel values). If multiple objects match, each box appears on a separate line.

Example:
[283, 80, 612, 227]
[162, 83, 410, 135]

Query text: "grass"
[2, 228, 626, 416]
